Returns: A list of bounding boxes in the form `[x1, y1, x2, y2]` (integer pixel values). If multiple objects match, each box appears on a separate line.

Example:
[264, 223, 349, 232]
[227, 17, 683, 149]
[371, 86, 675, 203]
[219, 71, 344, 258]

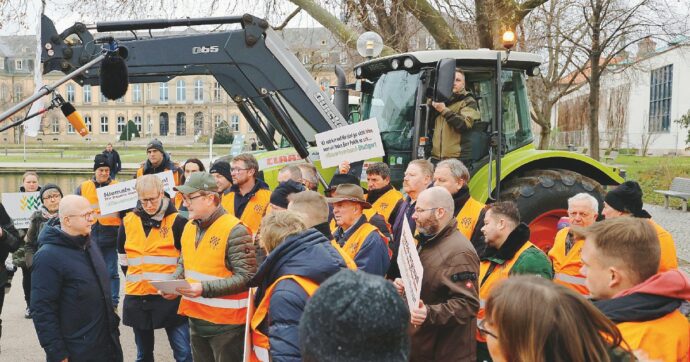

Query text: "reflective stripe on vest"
[366, 188, 403, 222]
[548, 227, 589, 296]
[476, 241, 537, 342]
[456, 197, 484, 240]
[80, 180, 121, 226]
[223, 188, 271, 236]
[123, 212, 180, 295]
[249, 275, 319, 362]
[177, 214, 249, 324]
[340, 222, 387, 261]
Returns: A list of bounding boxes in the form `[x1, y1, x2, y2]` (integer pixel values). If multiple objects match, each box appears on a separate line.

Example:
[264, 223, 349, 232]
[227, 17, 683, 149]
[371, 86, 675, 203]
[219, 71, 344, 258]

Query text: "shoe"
[24, 307, 31, 319]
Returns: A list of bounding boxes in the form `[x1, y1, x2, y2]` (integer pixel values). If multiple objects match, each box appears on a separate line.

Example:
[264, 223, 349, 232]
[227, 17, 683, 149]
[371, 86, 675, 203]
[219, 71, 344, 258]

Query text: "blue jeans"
[99, 246, 120, 308]
[133, 321, 192, 362]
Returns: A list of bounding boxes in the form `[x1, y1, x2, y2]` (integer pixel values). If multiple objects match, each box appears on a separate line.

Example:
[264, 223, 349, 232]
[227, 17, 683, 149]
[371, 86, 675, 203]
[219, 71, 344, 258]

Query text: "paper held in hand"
[314, 118, 385, 169]
[397, 216, 424, 312]
[149, 280, 191, 295]
[96, 170, 177, 215]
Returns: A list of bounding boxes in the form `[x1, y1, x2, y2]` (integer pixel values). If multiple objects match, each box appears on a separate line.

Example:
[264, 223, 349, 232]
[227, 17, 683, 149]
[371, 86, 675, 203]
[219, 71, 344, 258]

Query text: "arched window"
[159, 112, 169, 136]
[176, 112, 186, 136]
[194, 112, 204, 135]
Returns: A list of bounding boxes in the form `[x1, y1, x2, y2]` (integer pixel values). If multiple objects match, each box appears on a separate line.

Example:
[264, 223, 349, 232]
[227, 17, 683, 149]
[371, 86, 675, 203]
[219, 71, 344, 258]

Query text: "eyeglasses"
[65, 211, 96, 221]
[230, 167, 249, 173]
[42, 194, 61, 201]
[182, 194, 206, 204]
[413, 207, 439, 214]
[477, 319, 498, 339]
[139, 194, 161, 205]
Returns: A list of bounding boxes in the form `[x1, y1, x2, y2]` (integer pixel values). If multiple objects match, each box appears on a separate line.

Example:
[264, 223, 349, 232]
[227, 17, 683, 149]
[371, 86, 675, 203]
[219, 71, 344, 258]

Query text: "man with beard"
[136, 139, 183, 186]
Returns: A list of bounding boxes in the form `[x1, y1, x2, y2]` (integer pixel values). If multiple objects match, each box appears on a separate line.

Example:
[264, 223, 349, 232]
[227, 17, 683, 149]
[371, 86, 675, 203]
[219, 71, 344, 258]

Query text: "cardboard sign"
[1, 192, 42, 229]
[315, 118, 385, 169]
[97, 171, 176, 215]
[397, 216, 424, 312]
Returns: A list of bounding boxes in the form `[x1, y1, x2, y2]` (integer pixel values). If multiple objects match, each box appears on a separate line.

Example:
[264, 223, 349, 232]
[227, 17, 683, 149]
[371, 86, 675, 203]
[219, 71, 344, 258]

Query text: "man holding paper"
[164, 172, 257, 362]
[394, 187, 479, 362]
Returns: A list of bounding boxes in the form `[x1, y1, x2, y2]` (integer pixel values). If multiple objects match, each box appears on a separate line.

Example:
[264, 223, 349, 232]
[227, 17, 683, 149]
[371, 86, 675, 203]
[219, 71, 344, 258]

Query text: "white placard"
[149, 280, 190, 295]
[97, 171, 176, 215]
[1, 192, 42, 229]
[397, 216, 424, 312]
[315, 118, 385, 169]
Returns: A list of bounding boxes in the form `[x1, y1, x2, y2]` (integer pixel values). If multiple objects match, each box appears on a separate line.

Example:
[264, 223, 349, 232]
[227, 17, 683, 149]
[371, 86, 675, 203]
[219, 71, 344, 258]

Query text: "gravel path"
[645, 203, 690, 270]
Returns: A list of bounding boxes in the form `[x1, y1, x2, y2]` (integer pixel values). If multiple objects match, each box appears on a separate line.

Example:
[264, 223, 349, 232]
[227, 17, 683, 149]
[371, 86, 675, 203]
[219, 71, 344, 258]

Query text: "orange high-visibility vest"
[617, 310, 690, 362]
[136, 167, 181, 186]
[649, 220, 678, 273]
[476, 241, 537, 342]
[456, 197, 485, 240]
[177, 214, 249, 325]
[548, 227, 589, 296]
[329, 240, 358, 270]
[339, 222, 389, 260]
[174, 193, 183, 210]
[365, 188, 403, 223]
[223, 188, 271, 236]
[80, 180, 121, 226]
[123, 212, 180, 295]
[249, 275, 320, 362]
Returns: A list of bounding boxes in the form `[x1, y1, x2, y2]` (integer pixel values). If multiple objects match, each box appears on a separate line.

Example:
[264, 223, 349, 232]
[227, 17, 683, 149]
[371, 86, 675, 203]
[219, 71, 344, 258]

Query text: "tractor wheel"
[499, 169, 605, 251]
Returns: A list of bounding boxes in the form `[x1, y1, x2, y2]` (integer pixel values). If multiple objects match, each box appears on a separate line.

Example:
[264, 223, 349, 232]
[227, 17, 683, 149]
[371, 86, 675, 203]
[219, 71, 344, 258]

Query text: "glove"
[5, 256, 16, 272]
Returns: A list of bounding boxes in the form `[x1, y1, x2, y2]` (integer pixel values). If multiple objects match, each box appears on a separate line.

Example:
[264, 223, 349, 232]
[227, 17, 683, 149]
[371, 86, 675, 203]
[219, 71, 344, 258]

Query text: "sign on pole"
[397, 216, 424, 311]
[1, 192, 42, 229]
[314, 118, 385, 169]
[97, 171, 176, 215]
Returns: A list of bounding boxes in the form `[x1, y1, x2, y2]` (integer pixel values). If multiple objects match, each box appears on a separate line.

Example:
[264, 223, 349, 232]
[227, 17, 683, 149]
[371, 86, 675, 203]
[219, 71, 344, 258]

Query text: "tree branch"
[272, 6, 302, 30]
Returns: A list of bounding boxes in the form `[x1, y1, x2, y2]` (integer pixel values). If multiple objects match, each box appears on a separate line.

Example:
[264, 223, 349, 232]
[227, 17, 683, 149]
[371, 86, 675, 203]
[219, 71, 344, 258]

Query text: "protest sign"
[243, 288, 257, 362]
[1, 192, 41, 229]
[314, 118, 385, 169]
[97, 171, 176, 215]
[397, 216, 424, 312]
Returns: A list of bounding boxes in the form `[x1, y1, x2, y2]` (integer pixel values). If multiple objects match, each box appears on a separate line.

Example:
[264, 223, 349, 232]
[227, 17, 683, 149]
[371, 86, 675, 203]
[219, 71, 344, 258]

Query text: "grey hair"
[568, 193, 599, 212]
[436, 159, 470, 182]
[279, 164, 303, 182]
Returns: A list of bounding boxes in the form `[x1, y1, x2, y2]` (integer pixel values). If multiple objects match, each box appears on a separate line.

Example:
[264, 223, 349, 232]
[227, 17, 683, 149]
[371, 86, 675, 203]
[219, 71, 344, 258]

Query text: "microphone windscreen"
[61, 102, 89, 137]
[100, 53, 129, 100]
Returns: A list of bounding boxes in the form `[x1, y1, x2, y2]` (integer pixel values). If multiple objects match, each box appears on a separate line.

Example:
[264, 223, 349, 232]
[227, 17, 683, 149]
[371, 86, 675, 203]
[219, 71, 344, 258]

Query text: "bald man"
[32, 195, 123, 362]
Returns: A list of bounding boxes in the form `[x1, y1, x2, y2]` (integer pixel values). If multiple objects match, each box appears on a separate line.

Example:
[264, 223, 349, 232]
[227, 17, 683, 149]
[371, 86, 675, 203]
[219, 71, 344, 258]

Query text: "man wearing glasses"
[163, 172, 256, 362]
[32, 195, 123, 362]
[75, 154, 122, 310]
[393, 187, 479, 362]
[224, 153, 271, 236]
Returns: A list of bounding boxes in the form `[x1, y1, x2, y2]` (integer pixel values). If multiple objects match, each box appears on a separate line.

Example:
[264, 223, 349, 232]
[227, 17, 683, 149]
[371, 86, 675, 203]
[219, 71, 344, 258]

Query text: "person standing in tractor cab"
[433, 159, 487, 256]
[136, 139, 183, 186]
[548, 193, 599, 297]
[225, 153, 271, 236]
[430, 68, 481, 162]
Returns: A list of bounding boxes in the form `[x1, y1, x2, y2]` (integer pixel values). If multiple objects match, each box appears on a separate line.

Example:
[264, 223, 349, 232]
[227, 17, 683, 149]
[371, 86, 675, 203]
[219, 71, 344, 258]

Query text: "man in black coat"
[31, 195, 123, 362]
[103, 143, 122, 180]
[0, 202, 21, 342]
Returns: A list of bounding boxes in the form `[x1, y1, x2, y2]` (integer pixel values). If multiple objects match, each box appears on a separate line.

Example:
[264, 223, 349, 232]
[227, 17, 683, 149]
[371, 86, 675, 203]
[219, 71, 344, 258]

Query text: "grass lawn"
[613, 155, 690, 208]
[0, 145, 232, 163]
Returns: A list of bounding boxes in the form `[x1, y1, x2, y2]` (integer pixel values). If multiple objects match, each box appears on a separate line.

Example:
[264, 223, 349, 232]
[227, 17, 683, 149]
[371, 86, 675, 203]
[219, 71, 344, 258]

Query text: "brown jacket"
[431, 90, 481, 159]
[410, 219, 480, 361]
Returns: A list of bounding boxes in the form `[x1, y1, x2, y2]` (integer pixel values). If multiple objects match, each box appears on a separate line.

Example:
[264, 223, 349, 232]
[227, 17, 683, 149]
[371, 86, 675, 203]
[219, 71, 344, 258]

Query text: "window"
[194, 112, 204, 135]
[84, 85, 91, 103]
[176, 112, 186, 135]
[213, 82, 223, 102]
[100, 116, 109, 133]
[51, 117, 60, 133]
[15, 60, 23, 70]
[100, 92, 108, 103]
[159, 82, 169, 102]
[159, 112, 169, 136]
[649, 64, 673, 132]
[84, 115, 92, 133]
[301, 54, 310, 65]
[339, 52, 347, 64]
[176, 80, 186, 102]
[66, 84, 75, 102]
[320, 78, 330, 92]
[117, 116, 126, 133]
[13, 84, 22, 100]
[320, 52, 330, 64]
[116, 97, 124, 103]
[0, 84, 7, 101]
[425, 36, 436, 50]
[0, 57, 4, 70]
[230, 114, 240, 132]
[67, 123, 74, 134]
[410, 37, 419, 50]
[134, 115, 142, 132]
[194, 80, 203, 102]
[132, 84, 142, 103]
[214, 114, 223, 128]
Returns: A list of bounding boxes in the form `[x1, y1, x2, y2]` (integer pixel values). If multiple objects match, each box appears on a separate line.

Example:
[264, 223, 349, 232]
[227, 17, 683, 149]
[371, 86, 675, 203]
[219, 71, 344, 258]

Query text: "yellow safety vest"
[80, 180, 121, 226]
[177, 214, 249, 325]
[123, 212, 180, 295]
[456, 197, 484, 240]
[136, 167, 181, 186]
[365, 188, 404, 223]
[223, 188, 271, 236]
[548, 227, 589, 296]
[329, 240, 358, 270]
[617, 310, 690, 362]
[339, 222, 388, 261]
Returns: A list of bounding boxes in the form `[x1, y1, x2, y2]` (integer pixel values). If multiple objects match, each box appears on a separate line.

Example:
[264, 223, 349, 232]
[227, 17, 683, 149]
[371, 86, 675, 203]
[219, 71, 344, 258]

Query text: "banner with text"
[397, 216, 423, 312]
[97, 171, 176, 215]
[1, 192, 42, 229]
[315, 118, 385, 169]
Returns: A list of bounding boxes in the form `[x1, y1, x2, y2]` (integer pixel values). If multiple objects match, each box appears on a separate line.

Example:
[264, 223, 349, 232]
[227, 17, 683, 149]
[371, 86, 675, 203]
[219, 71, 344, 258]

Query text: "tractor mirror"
[433, 58, 456, 103]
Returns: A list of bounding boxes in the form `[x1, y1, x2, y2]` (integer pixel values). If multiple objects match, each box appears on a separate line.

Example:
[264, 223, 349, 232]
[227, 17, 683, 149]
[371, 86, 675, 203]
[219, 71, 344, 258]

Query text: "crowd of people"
[0, 137, 688, 362]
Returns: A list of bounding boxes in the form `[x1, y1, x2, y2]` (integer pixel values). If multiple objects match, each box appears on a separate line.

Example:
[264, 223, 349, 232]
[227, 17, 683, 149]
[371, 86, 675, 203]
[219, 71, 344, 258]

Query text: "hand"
[177, 282, 203, 298]
[431, 101, 446, 112]
[393, 278, 405, 297]
[411, 300, 427, 326]
[158, 290, 179, 300]
[339, 161, 351, 174]
[61, 358, 69, 362]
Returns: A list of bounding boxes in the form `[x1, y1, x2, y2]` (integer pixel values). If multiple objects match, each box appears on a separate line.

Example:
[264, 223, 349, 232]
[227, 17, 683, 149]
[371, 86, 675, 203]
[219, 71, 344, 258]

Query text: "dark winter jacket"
[451, 186, 487, 257]
[103, 149, 122, 174]
[228, 178, 271, 218]
[31, 221, 123, 362]
[0, 203, 21, 285]
[75, 178, 120, 249]
[23, 206, 58, 267]
[410, 219, 480, 362]
[333, 215, 391, 276]
[249, 229, 347, 361]
[137, 151, 181, 179]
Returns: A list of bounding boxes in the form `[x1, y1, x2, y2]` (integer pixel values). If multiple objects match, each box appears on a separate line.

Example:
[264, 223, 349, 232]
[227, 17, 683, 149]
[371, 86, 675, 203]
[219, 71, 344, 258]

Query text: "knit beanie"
[604, 181, 647, 218]
[146, 139, 165, 153]
[299, 270, 410, 362]
[93, 154, 110, 170]
[39, 183, 63, 200]
[209, 160, 232, 183]
[270, 180, 305, 209]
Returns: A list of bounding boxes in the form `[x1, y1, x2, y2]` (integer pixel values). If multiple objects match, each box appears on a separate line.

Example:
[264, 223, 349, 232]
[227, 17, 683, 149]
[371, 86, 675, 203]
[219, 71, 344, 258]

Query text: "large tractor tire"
[499, 169, 605, 252]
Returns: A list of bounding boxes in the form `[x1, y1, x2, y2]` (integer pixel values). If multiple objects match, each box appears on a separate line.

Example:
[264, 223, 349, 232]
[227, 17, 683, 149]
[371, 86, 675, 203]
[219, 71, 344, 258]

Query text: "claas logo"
[20, 195, 42, 212]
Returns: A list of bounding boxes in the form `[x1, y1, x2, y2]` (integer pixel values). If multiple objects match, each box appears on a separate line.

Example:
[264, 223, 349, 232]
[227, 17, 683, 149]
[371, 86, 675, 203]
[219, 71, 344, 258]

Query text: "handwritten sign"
[1, 192, 42, 229]
[97, 171, 176, 215]
[397, 216, 423, 312]
[315, 118, 385, 169]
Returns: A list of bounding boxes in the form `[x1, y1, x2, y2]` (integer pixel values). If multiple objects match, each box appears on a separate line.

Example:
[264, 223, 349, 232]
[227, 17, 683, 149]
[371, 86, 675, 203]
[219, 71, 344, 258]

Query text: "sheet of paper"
[149, 279, 191, 295]
[315, 118, 385, 169]
[397, 216, 424, 312]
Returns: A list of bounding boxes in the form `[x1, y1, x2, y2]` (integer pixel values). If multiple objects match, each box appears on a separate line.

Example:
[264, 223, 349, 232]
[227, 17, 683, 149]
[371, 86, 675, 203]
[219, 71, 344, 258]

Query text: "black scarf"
[594, 293, 682, 323]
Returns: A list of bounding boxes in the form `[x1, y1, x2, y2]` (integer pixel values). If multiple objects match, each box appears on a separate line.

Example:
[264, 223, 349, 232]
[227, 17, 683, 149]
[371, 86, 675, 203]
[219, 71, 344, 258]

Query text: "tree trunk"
[535, 106, 552, 149]
[588, 0, 602, 161]
[403, 0, 462, 49]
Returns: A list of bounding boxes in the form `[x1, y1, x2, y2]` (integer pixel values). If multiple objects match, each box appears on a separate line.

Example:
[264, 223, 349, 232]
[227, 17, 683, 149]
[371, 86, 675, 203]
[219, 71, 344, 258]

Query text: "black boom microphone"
[100, 47, 129, 100]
